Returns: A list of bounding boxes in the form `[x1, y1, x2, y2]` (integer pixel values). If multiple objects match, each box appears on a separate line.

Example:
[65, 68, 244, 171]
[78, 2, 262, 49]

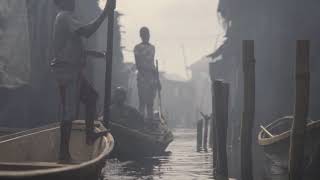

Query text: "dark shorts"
[58, 74, 98, 122]
[137, 73, 157, 105]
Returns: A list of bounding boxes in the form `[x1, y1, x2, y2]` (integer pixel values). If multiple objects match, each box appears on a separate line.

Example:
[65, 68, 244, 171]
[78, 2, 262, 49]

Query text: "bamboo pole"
[240, 40, 255, 180]
[214, 80, 229, 180]
[103, 0, 116, 128]
[197, 119, 204, 152]
[288, 40, 310, 180]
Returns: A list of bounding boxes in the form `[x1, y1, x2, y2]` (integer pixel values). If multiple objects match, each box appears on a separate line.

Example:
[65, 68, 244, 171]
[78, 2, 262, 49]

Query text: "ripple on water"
[103, 129, 214, 180]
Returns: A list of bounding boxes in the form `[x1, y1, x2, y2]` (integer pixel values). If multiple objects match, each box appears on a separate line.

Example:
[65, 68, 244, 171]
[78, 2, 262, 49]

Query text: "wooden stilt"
[209, 119, 214, 148]
[197, 119, 204, 152]
[288, 40, 310, 180]
[240, 40, 255, 180]
[209, 62, 217, 169]
[203, 117, 209, 150]
[214, 80, 229, 180]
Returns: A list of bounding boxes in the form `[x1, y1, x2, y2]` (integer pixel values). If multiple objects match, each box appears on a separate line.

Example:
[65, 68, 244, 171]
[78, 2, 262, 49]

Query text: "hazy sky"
[101, 0, 224, 79]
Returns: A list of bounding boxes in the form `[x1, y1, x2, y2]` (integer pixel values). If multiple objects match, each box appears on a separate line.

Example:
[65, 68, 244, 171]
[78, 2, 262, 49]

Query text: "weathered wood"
[0, 120, 114, 180]
[197, 119, 204, 151]
[214, 80, 229, 180]
[209, 62, 217, 168]
[240, 40, 255, 180]
[288, 40, 310, 180]
[260, 125, 273, 138]
[103, 0, 116, 128]
[203, 117, 209, 150]
[209, 121, 214, 148]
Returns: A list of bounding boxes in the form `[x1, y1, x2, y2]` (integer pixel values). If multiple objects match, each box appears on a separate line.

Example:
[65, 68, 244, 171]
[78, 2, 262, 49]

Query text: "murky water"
[102, 129, 214, 180]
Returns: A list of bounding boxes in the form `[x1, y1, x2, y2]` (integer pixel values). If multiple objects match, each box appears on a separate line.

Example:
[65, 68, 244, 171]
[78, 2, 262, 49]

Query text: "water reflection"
[103, 129, 214, 180]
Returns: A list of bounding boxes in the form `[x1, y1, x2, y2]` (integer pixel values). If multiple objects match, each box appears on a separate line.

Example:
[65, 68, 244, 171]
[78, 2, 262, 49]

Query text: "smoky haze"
[100, 0, 224, 80]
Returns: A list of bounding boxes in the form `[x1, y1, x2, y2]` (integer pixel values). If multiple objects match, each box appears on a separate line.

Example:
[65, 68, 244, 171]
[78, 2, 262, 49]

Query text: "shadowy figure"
[110, 87, 144, 129]
[51, 0, 115, 162]
[134, 27, 160, 120]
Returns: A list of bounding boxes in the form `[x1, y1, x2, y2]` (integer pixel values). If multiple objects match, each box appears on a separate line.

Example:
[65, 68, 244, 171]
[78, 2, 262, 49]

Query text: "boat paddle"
[103, 0, 116, 129]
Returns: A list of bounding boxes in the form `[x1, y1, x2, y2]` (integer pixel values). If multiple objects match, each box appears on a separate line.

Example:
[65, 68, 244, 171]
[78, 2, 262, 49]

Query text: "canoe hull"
[258, 116, 320, 179]
[0, 121, 114, 180]
[110, 122, 173, 159]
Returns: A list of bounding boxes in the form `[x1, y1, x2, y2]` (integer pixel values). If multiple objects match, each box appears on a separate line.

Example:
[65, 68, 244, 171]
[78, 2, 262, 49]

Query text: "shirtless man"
[134, 27, 160, 120]
[110, 87, 144, 129]
[51, 0, 115, 161]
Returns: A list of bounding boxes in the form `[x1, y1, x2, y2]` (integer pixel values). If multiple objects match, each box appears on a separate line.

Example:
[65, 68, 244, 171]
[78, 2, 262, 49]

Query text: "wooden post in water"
[222, 82, 229, 179]
[240, 40, 255, 180]
[203, 116, 209, 150]
[214, 80, 229, 180]
[209, 62, 217, 168]
[209, 119, 214, 148]
[197, 119, 204, 151]
[288, 40, 310, 180]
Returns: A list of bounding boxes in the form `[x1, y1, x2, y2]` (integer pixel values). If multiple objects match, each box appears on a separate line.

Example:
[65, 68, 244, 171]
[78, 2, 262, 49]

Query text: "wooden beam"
[240, 40, 255, 180]
[209, 62, 217, 169]
[103, 0, 116, 128]
[214, 80, 229, 180]
[288, 40, 310, 180]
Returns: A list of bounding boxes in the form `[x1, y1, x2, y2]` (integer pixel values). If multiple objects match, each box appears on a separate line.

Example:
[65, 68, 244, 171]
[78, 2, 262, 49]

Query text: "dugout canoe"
[0, 127, 25, 137]
[110, 121, 173, 159]
[0, 120, 114, 180]
[258, 116, 320, 178]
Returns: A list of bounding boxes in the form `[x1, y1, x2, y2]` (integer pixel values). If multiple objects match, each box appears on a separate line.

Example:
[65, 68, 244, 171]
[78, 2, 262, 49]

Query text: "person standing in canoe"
[51, 0, 115, 162]
[134, 27, 161, 120]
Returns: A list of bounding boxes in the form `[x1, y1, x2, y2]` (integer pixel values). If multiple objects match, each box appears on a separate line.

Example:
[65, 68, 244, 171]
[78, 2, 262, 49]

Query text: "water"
[102, 128, 214, 180]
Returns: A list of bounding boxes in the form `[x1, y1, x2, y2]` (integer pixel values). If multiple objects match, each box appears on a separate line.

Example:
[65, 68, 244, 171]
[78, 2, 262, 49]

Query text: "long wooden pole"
[240, 40, 255, 180]
[288, 40, 310, 180]
[103, 0, 116, 128]
[209, 62, 217, 169]
[203, 116, 209, 150]
[214, 80, 229, 180]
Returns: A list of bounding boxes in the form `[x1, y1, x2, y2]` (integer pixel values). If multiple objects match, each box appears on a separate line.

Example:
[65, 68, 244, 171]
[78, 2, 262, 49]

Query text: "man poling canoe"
[51, 0, 116, 162]
[134, 27, 162, 120]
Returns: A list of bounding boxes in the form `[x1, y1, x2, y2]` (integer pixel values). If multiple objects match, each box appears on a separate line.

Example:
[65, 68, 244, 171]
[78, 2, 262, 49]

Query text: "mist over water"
[98, 0, 223, 79]
[103, 129, 214, 180]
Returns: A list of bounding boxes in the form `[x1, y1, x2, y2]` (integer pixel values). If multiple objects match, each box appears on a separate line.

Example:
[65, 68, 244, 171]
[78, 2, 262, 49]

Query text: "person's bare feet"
[86, 130, 110, 145]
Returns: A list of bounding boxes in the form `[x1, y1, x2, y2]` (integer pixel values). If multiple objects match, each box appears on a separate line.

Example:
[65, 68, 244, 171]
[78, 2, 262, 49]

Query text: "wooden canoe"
[258, 116, 320, 178]
[110, 121, 173, 159]
[0, 120, 114, 180]
[0, 128, 25, 137]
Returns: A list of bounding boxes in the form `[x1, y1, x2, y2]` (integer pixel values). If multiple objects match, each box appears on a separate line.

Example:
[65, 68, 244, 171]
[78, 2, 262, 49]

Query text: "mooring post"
[214, 80, 229, 180]
[209, 62, 217, 168]
[240, 40, 255, 180]
[209, 119, 214, 148]
[288, 40, 310, 180]
[203, 117, 209, 150]
[197, 119, 204, 151]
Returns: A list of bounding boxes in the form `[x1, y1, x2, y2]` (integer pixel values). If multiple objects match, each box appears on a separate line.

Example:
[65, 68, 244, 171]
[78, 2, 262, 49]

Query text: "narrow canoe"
[258, 116, 320, 179]
[110, 121, 173, 159]
[0, 127, 25, 137]
[0, 120, 114, 180]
